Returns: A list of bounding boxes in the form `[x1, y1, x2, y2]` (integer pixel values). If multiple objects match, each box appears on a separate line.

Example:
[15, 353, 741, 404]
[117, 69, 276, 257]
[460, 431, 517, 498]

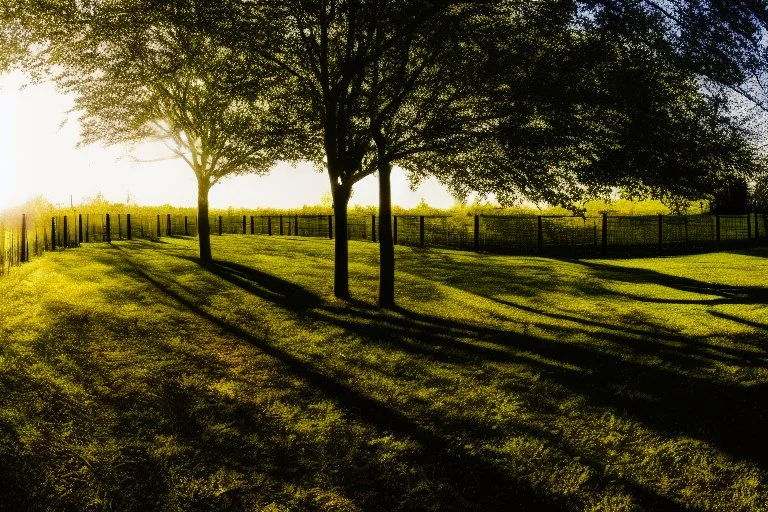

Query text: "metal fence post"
[20, 214, 26, 262]
[63, 216, 69, 248]
[242, 215, 247, 235]
[328, 215, 333, 239]
[127, 214, 132, 240]
[250, 216, 255, 235]
[78, 214, 83, 244]
[474, 215, 480, 252]
[419, 216, 425, 247]
[716, 214, 721, 246]
[372, 214, 377, 242]
[658, 214, 663, 255]
[747, 212, 752, 241]
[157, 215, 161, 238]
[280, 214, 284, 236]
[218, 216, 223, 236]
[601, 213, 608, 256]
[185, 216, 189, 236]
[537, 216, 543, 253]
[268, 216, 272, 236]
[393, 215, 398, 245]
[106, 214, 111, 243]
[755, 212, 759, 242]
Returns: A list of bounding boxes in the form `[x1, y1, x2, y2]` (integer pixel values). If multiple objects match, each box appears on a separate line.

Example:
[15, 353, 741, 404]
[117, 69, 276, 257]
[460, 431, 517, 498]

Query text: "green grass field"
[0, 236, 766, 511]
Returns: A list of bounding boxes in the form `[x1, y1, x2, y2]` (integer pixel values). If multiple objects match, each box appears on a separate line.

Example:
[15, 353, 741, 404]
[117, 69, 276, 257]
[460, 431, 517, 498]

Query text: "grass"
[0, 235, 766, 511]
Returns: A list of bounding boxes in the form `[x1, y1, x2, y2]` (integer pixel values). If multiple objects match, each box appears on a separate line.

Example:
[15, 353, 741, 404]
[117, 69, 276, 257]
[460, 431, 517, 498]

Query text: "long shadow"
[571, 260, 768, 305]
[184, 254, 768, 471]
[193, 257, 322, 311]
[92, 245, 768, 509]
[483, 296, 766, 368]
[107, 247, 568, 510]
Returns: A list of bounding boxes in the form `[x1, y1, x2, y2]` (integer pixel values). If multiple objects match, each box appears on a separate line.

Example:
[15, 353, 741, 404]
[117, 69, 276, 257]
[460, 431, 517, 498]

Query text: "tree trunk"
[378, 161, 395, 308]
[197, 177, 213, 263]
[332, 184, 352, 299]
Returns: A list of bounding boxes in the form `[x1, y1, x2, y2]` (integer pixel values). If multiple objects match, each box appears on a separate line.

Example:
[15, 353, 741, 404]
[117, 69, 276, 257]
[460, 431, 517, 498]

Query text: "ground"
[0, 236, 766, 511]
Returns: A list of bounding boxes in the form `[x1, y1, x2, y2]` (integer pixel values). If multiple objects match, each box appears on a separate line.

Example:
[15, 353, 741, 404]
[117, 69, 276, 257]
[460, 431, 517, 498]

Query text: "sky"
[0, 71, 459, 212]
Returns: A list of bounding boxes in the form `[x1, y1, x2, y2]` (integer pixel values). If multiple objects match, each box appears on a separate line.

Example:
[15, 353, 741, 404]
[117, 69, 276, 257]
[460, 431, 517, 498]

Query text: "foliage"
[1, 0, 291, 261]
[421, 1, 766, 210]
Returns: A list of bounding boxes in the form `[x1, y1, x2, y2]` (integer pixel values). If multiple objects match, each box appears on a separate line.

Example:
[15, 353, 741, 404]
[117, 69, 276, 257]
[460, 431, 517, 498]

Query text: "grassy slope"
[0, 236, 766, 511]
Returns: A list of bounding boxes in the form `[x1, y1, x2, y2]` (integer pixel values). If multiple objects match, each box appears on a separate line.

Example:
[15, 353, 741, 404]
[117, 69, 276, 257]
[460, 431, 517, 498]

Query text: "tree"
[417, 1, 764, 212]
[361, 3, 502, 306]
[2, 0, 287, 262]
[225, 0, 488, 300]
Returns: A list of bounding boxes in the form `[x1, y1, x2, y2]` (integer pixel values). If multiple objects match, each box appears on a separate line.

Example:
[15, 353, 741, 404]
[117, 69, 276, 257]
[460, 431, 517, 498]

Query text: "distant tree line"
[2, 0, 767, 306]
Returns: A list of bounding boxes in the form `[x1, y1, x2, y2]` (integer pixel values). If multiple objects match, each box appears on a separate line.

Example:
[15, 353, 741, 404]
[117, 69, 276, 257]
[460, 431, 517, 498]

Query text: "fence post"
[63, 216, 69, 248]
[371, 214, 377, 242]
[20, 214, 26, 262]
[218, 216, 223, 236]
[127, 214, 132, 240]
[35, 232, 38, 257]
[393, 215, 398, 245]
[295, 215, 299, 236]
[280, 214, 284, 236]
[716, 215, 721, 246]
[658, 214, 663, 255]
[78, 214, 83, 244]
[117, 214, 122, 240]
[474, 215, 480, 252]
[157, 215, 161, 238]
[747, 212, 752, 242]
[268, 217, 272, 236]
[755, 212, 759, 242]
[185, 216, 189, 236]
[419, 215, 425, 247]
[106, 214, 111, 243]
[85, 214, 89, 243]
[601, 213, 608, 256]
[241, 215, 246, 234]
[250, 216, 255, 235]
[328, 215, 333, 239]
[537, 216, 543, 253]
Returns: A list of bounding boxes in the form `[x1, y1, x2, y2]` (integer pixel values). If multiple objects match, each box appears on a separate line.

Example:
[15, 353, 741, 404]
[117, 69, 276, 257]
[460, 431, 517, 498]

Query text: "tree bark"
[378, 161, 395, 308]
[197, 177, 213, 263]
[332, 183, 352, 299]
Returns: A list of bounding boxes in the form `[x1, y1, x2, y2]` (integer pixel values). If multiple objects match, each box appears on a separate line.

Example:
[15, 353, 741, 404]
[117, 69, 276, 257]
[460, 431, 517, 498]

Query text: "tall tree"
[2, 0, 287, 262]
[415, 1, 764, 211]
[360, 3, 500, 306]
[225, 0, 487, 300]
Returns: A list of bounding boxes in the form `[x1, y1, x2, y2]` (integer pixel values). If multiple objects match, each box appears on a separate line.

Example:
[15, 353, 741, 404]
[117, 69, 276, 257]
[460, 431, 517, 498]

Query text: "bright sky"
[0, 71, 458, 212]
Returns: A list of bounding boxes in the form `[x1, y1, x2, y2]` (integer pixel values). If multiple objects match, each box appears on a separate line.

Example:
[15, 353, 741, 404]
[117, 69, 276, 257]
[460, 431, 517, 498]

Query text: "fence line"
[2, 212, 765, 275]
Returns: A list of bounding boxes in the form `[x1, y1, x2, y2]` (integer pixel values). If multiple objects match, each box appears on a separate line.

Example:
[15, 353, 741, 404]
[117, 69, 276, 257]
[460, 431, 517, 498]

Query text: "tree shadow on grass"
[570, 260, 768, 305]
[69, 244, 767, 510]
[190, 255, 768, 469]
[104, 248, 569, 511]
[152, 260, 763, 509]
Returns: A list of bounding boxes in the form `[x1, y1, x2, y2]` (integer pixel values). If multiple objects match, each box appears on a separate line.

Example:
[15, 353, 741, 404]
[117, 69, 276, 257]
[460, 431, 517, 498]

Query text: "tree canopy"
[2, 0, 290, 261]
[3, 0, 767, 301]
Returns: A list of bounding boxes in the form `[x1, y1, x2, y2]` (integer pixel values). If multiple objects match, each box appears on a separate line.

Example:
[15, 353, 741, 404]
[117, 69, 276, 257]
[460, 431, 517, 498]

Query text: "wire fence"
[2, 212, 765, 275]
